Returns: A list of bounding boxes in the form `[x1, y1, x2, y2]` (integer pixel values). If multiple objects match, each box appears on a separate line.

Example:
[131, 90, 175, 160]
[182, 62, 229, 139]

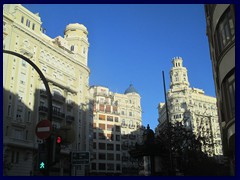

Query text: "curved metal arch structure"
[3, 49, 52, 121]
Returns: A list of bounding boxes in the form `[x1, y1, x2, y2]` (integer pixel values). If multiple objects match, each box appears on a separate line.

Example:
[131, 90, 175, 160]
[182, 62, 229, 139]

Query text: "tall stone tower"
[156, 56, 223, 160]
[170, 56, 190, 91]
[64, 23, 89, 65]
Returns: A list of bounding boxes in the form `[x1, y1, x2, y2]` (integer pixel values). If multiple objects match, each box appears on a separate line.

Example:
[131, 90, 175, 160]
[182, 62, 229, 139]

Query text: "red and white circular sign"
[35, 119, 52, 139]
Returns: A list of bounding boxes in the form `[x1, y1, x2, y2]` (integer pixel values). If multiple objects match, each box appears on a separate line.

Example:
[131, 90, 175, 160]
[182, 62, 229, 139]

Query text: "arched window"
[71, 45, 74, 51]
[53, 89, 62, 97]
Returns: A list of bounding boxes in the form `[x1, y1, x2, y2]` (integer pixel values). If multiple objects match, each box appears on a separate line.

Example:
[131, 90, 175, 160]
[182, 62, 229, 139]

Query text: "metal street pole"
[3, 50, 52, 176]
[162, 71, 174, 175]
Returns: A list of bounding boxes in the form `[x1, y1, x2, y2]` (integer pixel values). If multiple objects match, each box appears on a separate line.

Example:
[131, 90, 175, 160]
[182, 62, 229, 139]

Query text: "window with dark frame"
[222, 70, 235, 122]
[99, 143, 106, 150]
[99, 163, 106, 170]
[21, 16, 24, 24]
[99, 153, 106, 160]
[215, 7, 235, 57]
[71, 45, 74, 51]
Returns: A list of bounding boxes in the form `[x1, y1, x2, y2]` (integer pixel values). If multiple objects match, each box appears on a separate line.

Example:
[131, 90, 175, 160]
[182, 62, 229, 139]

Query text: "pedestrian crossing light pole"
[38, 142, 48, 172]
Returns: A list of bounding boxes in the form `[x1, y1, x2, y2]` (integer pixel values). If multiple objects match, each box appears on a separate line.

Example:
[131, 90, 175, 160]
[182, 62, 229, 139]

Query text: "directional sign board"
[71, 152, 90, 165]
[35, 119, 52, 139]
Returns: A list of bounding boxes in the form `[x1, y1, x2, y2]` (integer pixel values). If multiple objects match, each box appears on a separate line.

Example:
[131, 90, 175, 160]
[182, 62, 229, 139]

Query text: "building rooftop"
[124, 84, 139, 94]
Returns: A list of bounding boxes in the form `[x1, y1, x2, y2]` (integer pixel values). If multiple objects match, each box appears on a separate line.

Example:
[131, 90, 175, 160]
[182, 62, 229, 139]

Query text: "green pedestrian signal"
[40, 162, 45, 169]
[38, 142, 48, 171]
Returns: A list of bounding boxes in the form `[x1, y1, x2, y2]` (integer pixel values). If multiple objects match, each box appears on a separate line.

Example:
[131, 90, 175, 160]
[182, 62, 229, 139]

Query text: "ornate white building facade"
[156, 57, 223, 159]
[3, 4, 91, 176]
[89, 85, 143, 175]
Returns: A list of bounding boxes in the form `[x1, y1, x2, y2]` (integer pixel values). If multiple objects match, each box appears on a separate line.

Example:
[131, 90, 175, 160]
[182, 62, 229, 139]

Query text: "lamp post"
[162, 71, 174, 175]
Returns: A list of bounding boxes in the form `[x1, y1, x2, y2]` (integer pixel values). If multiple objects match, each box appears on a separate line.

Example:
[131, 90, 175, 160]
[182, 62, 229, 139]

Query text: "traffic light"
[50, 135, 62, 163]
[38, 142, 48, 171]
[55, 135, 62, 160]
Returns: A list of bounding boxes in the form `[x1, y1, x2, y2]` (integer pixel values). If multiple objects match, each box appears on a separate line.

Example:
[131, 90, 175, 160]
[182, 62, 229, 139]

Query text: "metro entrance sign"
[35, 119, 52, 139]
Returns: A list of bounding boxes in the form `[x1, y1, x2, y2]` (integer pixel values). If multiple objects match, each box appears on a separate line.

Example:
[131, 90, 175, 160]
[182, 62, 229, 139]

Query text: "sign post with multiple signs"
[71, 151, 90, 165]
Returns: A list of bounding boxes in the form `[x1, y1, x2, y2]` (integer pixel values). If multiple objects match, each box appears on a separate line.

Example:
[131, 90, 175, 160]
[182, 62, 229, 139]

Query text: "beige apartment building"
[89, 85, 143, 175]
[3, 4, 91, 176]
[204, 4, 235, 175]
[156, 57, 223, 160]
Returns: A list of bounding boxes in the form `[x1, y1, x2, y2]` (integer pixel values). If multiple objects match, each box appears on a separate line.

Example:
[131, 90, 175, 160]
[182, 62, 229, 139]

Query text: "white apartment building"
[3, 4, 91, 176]
[156, 57, 223, 160]
[89, 85, 143, 175]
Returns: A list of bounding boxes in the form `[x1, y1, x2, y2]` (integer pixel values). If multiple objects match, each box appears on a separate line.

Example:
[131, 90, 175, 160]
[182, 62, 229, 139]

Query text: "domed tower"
[124, 84, 139, 95]
[170, 57, 190, 90]
[124, 84, 142, 120]
[64, 23, 89, 65]
[124, 84, 141, 106]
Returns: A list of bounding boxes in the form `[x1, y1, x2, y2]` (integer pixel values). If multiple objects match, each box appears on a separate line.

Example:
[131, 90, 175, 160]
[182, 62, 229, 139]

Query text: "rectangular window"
[16, 105, 23, 121]
[116, 135, 120, 141]
[14, 130, 23, 139]
[11, 151, 15, 163]
[99, 104, 104, 111]
[99, 143, 106, 150]
[107, 144, 114, 151]
[91, 163, 96, 170]
[98, 133, 106, 140]
[115, 117, 119, 122]
[115, 126, 120, 132]
[26, 130, 28, 140]
[27, 111, 31, 122]
[107, 124, 113, 131]
[26, 19, 31, 27]
[215, 7, 235, 57]
[99, 114, 105, 120]
[107, 116, 113, 122]
[107, 163, 114, 170]
[116, 164, 121, 170]
[32, 23, 35, 30]
[116, 154, 121, 161]
[106, 105, 111, 113]
[99, 153, 106, 160]
[16, 152, 19, 164]
[116, 144, 120, 151]
[107, 133, 112, 140]
[222, 71, 235, 121]
[99, 163, 106, 170]
[21, 16, 24, 24]
[5, 126, 9, 136]
[113, 106, 118, 112]
[7, 104, 11, 116]
[99, 123, 105, 130]
[107, 153, 114, 160]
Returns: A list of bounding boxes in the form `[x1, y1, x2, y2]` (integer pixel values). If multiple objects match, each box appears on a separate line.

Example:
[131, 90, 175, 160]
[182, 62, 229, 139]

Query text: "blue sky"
[22, 4, 216, 130]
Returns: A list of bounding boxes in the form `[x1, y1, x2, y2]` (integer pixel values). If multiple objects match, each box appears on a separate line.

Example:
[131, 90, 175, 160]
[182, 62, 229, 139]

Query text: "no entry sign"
[35, 119, 52, 139]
